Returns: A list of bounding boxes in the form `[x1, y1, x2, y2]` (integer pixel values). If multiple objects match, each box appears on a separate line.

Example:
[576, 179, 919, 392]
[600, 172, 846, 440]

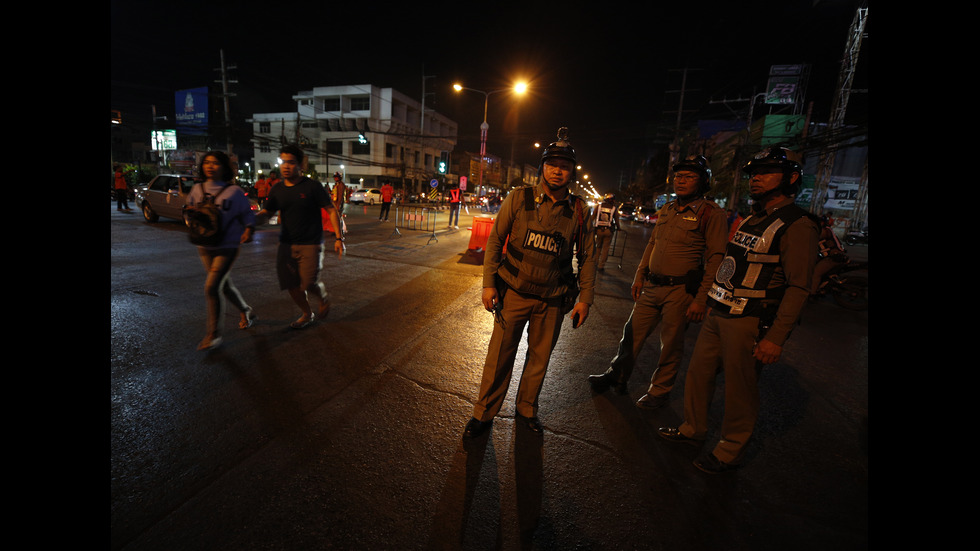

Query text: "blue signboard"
[175, 87, 209, 136]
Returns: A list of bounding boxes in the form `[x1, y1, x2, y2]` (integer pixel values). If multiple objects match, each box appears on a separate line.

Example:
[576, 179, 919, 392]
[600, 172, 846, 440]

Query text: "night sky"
[111, 0, 869, 193]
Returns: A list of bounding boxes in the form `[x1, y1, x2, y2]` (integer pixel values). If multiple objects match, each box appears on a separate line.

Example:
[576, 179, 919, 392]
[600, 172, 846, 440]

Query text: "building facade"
[250, 85, 457, 194]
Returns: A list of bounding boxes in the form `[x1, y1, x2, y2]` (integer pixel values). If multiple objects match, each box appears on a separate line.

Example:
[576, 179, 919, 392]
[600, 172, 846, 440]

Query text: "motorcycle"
[844, 229, 868, 246]
[815, 257, 869, 310]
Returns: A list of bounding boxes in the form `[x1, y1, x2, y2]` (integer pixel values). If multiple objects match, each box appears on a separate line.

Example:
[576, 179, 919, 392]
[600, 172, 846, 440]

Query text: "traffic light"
[438, 151, 448, 174]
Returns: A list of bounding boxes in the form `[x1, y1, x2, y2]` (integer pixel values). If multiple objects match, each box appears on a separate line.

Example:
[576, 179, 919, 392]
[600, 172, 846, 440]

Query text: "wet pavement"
[111, 201, 868, 550]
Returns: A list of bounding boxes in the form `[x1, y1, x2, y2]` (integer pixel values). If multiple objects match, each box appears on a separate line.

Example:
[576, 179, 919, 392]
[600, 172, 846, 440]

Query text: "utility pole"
[810, 7, 868, 215]
[708, 91, 767, 209]
[214, 49, 238, 156]
[663, 67, 700, 190]
[419, 69, 434, 197]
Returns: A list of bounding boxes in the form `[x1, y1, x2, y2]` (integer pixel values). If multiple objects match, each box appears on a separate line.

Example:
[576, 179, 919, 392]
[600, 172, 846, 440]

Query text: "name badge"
[708, 284, 747, 315]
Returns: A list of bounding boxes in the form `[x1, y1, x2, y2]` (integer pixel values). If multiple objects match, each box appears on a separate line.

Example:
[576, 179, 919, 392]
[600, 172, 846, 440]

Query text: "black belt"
[645, 273, 689, 286]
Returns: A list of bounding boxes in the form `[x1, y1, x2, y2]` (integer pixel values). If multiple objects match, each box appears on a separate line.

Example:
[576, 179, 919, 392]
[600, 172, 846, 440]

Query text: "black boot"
[588, 372, 627, 395]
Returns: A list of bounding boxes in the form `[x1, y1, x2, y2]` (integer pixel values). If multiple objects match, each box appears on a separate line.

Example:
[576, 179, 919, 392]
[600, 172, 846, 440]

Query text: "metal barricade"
[392, 206, 439, 244]
[607, 229, 628, 269]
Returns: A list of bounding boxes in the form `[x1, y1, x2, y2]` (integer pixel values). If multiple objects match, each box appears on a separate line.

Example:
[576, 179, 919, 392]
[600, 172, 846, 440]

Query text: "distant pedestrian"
[592, 193, 620, 271]
[256, 144, 345, 329]
[379, 180, 394, 221]
[727, 207, 745, 241]
[254, 174, 271, 209]
[113, 164, 135, 211]
[447, 184, 461, 229]
[185, 151, 257, 350]
[658, 147, 819, 473]
[332, 172, 347, 215]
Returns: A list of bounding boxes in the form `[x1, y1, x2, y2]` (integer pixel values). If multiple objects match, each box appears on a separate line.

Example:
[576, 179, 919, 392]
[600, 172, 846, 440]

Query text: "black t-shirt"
[266, 177, 334, 244]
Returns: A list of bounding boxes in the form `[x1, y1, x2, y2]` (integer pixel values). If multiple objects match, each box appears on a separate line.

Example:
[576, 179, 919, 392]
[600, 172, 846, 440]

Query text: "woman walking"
[186, 151, 257, 350]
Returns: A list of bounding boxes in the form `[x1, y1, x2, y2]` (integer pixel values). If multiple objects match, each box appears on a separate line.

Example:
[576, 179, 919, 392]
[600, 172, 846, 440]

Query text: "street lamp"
[453, 81, 527, 191]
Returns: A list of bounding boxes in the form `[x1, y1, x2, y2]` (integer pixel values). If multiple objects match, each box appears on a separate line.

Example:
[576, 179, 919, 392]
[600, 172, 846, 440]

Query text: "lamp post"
[453, 82, 527, 191]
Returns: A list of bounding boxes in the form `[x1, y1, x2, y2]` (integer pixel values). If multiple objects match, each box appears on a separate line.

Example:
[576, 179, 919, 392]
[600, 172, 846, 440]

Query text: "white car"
[350, 188, 381, 205]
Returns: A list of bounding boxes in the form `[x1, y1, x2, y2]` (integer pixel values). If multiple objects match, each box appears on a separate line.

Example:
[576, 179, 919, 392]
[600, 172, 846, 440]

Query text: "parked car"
[134, 174, 258, 224]
[350, 188, 382, 204]
[633, 206, 659, 225]
[134, 174, 197, 223]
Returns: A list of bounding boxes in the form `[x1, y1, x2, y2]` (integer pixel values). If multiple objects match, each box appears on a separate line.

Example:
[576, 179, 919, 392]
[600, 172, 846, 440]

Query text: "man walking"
[257, 144, 345, 329]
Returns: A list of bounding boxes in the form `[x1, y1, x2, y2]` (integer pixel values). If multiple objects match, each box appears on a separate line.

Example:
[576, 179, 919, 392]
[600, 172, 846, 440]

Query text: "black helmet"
[333, 172, 343, 179]
[673, 154, 711, 193]
[540, 127, 576, 166]
[742, 147, 803, 176]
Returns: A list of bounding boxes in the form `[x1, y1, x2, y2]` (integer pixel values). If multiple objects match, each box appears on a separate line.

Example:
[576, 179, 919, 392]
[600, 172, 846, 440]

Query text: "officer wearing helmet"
[463, 127, 597, 438]
[593, 193, 620, 271]
[589, 155, 727, 414]
[658, 146, 819, 473]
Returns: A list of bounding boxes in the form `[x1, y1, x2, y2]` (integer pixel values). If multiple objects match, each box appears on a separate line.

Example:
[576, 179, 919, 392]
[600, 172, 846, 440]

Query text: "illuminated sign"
[765, 65, 807, 105]
[151, 129, 177, 151]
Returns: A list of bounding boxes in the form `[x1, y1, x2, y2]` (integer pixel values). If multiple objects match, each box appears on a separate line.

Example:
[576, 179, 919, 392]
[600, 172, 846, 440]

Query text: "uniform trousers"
[678, 309, 762, 464]
[472, 287, 564, 422]
[604, 283, 692, 396]
[595, 228, 613, 269]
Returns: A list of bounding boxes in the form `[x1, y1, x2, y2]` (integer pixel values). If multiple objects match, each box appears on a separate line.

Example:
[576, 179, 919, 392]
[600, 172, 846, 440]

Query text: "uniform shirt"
[636, 198, 728, 306]
[484, 183, 597, 304]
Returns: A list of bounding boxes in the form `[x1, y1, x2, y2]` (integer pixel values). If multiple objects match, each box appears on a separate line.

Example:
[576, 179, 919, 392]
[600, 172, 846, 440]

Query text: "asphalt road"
[111, 200, 868, 550]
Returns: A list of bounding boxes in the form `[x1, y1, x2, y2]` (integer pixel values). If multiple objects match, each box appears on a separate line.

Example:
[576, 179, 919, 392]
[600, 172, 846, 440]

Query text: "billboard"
[765, 65, 807, 106]
[175, 87, 209, 136]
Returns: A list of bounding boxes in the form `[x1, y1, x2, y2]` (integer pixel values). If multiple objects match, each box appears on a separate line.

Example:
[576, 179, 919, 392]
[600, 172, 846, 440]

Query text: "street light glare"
[453, 84, 463, 91]
[514, 81, 528, 94]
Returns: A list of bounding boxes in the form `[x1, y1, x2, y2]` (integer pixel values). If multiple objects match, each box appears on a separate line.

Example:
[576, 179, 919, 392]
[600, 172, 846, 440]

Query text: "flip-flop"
[239, 309, 256, 329]
[290, 314, 314, 329]
[197, 335, 222, 350]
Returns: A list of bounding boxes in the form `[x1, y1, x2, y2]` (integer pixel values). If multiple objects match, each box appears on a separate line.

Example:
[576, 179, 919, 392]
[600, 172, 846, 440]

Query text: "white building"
[250, 84, 457, 193]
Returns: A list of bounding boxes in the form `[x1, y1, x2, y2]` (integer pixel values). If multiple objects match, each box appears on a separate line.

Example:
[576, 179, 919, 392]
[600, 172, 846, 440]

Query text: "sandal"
[290, 314, 314, 329]
[197, 334, 223, 350]
[239, 308, 256, 329]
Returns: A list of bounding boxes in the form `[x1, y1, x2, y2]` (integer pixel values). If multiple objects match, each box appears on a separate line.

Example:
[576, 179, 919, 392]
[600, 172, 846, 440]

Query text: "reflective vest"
[594, 203, 615, 228]
[707, 204, 811, 316]
[498, 187, 584, 299]
[449, 189, 460, 203]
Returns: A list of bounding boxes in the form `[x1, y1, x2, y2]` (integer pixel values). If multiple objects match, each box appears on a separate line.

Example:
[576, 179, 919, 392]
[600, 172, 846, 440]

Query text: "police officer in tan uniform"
[464, 128, 597, 438]
[593, 194, 620, 271]
[658, 147, 819, 473]
[588, 155, 727, 410]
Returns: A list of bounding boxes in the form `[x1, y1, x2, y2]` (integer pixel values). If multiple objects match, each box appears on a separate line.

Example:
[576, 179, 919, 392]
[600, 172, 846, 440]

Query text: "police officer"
[588, 155, 727, 410]
[658, 147, 819, 473]
[463, 127, 597, 438]
[593, 193, 620, 271]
